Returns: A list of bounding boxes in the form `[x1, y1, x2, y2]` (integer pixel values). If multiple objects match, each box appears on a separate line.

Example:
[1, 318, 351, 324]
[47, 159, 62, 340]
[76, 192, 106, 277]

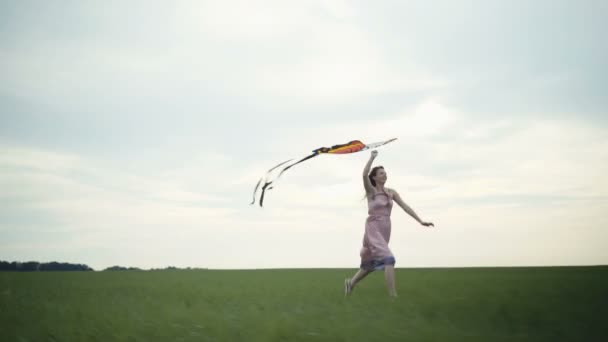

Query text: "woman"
[345, 150, 434, 297]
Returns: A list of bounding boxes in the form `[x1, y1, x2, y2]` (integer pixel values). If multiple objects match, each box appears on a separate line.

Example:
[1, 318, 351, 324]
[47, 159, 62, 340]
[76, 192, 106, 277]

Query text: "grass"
[1, 266, 607, 341]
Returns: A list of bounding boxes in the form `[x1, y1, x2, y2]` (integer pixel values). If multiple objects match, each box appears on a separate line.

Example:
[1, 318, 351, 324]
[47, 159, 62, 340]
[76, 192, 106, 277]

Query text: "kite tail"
[267, 158, 294, 173]
[250, 178, 263, 205]
[277, 152, 319, 178]
[256, 153, 318, 207]
[259, 181, 273, 207]
[250, 159, 293, 206]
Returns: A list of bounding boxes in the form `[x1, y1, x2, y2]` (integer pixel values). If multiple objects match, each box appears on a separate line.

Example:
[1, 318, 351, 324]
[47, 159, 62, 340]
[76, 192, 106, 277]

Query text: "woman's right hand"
[371, 150, 378, 158]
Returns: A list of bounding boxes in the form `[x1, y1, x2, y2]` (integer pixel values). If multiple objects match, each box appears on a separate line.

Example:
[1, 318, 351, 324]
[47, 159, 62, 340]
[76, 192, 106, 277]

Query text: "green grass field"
[1, 266, 607, 341]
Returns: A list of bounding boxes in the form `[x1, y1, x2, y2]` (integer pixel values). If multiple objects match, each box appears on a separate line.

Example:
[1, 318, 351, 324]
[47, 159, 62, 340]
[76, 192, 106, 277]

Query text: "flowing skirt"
[359, 215, 396, 271]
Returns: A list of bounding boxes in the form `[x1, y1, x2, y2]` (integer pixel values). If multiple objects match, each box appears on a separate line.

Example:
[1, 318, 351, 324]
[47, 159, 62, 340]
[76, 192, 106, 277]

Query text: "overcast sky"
[1, 0, 607, 270]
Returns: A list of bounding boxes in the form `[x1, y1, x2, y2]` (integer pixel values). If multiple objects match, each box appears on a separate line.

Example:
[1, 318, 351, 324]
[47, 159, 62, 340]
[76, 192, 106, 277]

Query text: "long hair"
[369, 166, 384, 187]
[362, 166, 384, 200]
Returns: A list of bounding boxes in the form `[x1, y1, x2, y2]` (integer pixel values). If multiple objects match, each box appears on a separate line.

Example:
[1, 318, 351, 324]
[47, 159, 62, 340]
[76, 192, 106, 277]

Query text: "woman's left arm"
[391, 189, 434, 227]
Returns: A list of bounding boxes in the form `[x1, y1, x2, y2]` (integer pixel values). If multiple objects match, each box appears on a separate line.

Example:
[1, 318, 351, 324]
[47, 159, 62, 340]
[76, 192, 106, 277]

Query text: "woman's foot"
[344, 278, 352, 296]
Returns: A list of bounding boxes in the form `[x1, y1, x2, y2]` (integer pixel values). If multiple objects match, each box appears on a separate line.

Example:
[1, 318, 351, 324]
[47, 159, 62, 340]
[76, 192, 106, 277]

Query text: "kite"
[251, 138, 397, 207]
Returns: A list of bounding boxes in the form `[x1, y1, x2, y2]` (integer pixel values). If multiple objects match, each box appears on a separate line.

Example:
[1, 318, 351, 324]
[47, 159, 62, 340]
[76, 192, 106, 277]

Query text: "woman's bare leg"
[384, 265, 397, 297]
[350, 268, 372, 288]
[345, 268, 372, 295]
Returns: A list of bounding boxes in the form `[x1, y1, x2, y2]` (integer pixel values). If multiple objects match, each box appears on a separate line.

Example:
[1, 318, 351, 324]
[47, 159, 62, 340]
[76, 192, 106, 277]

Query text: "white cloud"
[0, 146, 236, 230]
[2, 1, 607, 269]
[1, 0, 444, 106]
[245, 98, 607, 210]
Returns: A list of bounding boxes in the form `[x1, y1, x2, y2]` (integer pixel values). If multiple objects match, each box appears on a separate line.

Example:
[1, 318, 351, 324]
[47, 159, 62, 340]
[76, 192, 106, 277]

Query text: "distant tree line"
[103, 266, 143, 271]
[0, 261, 93, 271]
[1, 261, 208, 272]
[105, 266, 207, 271]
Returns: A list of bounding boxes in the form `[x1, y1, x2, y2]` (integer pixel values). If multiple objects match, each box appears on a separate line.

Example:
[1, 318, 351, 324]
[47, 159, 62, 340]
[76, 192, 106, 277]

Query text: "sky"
[1, 0, 607, 270]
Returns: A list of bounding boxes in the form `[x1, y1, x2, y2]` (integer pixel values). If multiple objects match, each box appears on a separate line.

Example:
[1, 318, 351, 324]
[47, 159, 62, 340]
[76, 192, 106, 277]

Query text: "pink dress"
[360, 189, 396, 271]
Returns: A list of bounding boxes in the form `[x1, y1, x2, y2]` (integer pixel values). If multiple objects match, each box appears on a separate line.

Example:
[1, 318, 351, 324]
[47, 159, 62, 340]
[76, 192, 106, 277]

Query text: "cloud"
[2, 105, 608, 268]
[244, 97, 608, 202]
[0, 145, 236, 231]
[1, 0, 607, 268]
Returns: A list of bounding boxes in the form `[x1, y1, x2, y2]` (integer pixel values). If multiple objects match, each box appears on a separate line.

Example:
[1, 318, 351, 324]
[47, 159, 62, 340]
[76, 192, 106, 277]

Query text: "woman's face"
[373, 168, 387, 184]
